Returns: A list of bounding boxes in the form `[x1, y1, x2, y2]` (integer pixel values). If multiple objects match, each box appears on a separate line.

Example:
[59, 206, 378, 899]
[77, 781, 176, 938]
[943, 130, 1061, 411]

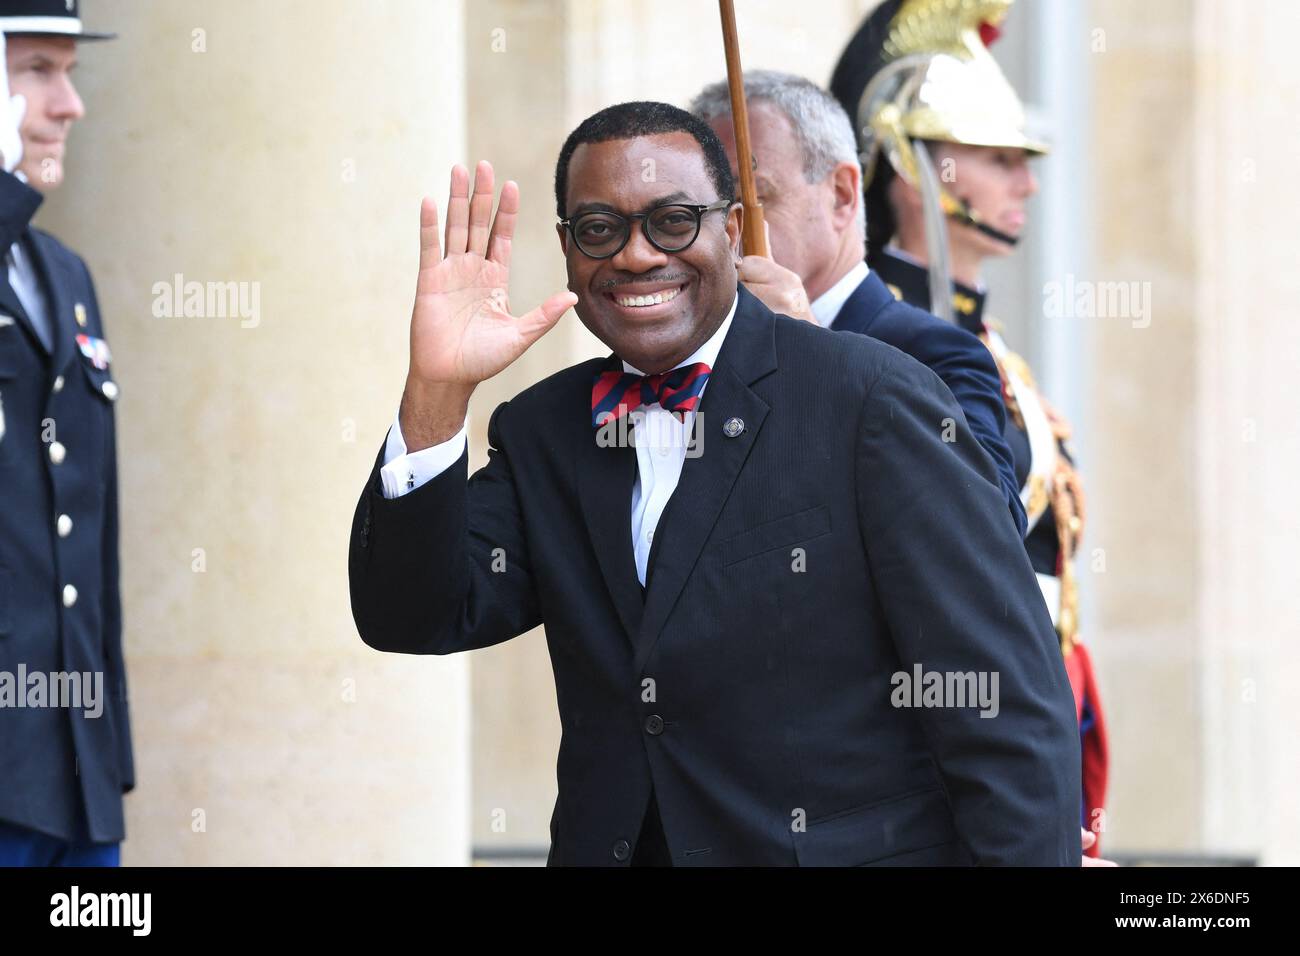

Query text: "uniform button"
[102, 381, 119, 402]
[645, 714, 664, 735]
[57, 514, 73, 537]
[646, 530, 654, 544]
[62, 584, 78, 608]
[52, 374, 65, 393]
[48, 441, 66, 465]
[612, 839, 631, 862]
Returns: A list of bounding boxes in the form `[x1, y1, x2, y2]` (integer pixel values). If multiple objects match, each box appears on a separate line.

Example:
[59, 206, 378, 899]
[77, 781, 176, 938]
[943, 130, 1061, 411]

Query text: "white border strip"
[0, 17, 84, 35]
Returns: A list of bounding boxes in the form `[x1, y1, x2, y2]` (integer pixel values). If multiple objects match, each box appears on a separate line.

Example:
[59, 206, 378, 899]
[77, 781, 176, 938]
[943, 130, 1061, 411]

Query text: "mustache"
[596, 272, 690, 291]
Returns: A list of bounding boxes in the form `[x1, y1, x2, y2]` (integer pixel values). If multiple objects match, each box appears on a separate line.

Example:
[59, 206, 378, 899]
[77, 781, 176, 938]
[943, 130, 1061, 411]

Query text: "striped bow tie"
[591, 362, 711, 428]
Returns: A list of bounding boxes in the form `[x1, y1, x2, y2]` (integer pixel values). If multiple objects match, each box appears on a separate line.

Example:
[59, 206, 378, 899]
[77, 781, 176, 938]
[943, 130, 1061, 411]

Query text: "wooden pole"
[718, 0, 768, 257]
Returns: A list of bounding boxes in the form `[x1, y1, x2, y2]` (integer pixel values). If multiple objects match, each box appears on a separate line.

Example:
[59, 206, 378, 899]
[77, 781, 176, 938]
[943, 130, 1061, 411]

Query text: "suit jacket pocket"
[793, 786, 967, 867]
[720, 505, 831, 568]
[80, 354, 118, 404]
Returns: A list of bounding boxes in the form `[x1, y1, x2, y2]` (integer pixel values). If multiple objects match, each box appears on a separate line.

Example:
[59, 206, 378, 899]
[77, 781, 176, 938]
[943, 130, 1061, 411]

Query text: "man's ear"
[829, 161, 862, 232]
[556, 221, 569, 255]
[726, 201, 744, 260]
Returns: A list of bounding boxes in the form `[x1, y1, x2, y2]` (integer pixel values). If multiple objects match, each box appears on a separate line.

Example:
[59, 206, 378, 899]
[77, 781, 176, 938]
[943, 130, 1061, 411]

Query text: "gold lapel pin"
[74, 303, 87, 327]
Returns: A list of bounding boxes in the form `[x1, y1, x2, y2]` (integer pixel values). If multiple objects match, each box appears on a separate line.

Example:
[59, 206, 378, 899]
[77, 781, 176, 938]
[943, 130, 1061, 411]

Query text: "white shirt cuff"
[379, 411, 468, 499]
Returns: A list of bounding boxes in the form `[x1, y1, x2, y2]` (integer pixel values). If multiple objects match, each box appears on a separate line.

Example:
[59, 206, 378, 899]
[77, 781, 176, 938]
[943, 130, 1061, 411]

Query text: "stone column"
[38, 0, 472, 864]
[1087, 0, 1300, 862]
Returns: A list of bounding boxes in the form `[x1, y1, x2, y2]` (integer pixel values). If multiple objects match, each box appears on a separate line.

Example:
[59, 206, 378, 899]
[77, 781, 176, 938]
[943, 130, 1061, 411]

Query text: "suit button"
[645, 714, 664, 735]
[613, 839, 631, 861]
[62, 584, 77, 608]
[48, 441, 66, 465]
[102, 381, 119, 402]
[52, 374, 65, 393]
[57, 514, 73, 537]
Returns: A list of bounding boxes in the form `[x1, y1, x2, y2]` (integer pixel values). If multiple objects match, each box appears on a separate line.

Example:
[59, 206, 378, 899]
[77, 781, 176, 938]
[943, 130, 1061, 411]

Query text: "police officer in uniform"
[0, 1, 130, 866]
[830, 0, 1110, 855]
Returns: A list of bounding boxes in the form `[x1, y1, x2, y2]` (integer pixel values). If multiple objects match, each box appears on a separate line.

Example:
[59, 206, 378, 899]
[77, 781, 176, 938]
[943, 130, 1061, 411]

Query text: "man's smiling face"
[557, 132, 741, 374]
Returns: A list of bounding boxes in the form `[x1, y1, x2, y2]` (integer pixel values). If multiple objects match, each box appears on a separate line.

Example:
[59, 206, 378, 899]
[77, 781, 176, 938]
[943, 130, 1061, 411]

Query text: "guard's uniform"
[0, 169, 134, 857]
[831, 0, 1109, 849]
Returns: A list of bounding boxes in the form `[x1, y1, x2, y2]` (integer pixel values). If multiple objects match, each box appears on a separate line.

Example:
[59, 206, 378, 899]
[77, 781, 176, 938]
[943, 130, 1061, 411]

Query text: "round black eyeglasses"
[559, 200, 733, 259]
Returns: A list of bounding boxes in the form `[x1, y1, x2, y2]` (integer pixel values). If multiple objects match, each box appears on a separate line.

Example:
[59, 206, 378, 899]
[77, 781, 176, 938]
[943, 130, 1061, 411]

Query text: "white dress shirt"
[379, 293, 739, 586]
[809, 260, 869, 330]
[7, 240, 52, 352]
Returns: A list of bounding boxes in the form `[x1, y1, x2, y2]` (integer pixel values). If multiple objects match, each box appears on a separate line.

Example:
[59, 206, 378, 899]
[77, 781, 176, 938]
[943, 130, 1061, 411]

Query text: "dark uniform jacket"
[0, 170, 134, 844]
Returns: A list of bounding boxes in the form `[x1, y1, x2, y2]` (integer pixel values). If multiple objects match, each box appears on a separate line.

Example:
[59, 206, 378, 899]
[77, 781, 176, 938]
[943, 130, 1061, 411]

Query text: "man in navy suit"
[349, 101, 1080, 865]
[0, 2, 131, 867]
[692, 71, 1026, 536]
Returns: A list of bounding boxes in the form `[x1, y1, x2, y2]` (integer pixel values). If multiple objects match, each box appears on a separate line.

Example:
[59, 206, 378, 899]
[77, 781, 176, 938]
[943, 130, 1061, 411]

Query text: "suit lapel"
[829, 269, 895, 335]
[25, 230, 77, 377]
[577, 358, 645, 646]
[0, 267, 36, 349]
[633, 286, 777, 673]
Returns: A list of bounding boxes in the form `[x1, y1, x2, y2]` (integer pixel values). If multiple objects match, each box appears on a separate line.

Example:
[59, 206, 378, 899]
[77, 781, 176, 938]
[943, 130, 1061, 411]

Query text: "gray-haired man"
[691, 70, 1026, 535]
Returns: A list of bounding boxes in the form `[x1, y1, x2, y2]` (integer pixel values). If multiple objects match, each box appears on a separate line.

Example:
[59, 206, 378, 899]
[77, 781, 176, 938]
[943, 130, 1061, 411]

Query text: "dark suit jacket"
[0, 171, 134, 844]
[349, 285, 1081, 866]
[831, 270, 1027, 536]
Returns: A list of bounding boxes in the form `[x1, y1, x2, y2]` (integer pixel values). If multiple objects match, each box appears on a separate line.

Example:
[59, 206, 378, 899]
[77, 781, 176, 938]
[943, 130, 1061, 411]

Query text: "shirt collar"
[622, 291, 738, 375]
[810, 260, 870, 328]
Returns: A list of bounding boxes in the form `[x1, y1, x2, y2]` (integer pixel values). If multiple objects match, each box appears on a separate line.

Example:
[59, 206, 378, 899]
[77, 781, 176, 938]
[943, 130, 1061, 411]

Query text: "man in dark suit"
[349, 101, 1081, 866]
[0, 2, 132, 867]
[691, 70, 1025, 536]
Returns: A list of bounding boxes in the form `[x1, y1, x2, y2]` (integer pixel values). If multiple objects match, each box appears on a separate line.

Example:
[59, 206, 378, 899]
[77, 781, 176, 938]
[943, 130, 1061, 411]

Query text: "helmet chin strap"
[941, 192, 1021, 247]
[909, 139, 955, 325]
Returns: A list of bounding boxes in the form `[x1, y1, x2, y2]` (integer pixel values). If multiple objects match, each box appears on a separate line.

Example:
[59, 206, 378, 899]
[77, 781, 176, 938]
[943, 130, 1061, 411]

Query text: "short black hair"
[554, 101, 736, 218]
